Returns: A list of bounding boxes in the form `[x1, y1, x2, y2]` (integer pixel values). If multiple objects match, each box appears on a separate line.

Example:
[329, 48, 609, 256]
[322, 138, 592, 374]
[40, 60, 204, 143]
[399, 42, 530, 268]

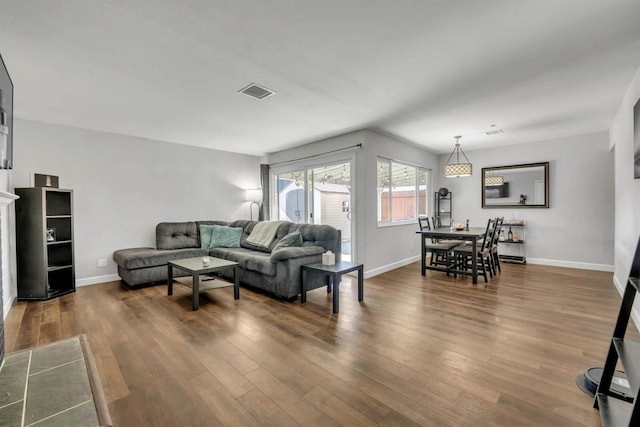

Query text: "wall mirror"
[481, 162, 549, 208]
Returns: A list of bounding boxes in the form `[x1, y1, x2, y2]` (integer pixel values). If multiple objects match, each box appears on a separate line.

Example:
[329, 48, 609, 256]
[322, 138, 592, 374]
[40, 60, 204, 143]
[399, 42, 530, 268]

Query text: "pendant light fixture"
[484, 171, 504, 186]
[485, 175, 504, 186]
[444, 135, 472, 178]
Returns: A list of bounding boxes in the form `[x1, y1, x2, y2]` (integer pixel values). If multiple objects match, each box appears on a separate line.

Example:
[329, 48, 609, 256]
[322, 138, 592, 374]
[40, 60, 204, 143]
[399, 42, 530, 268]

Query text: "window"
[377, 158, 430, 225]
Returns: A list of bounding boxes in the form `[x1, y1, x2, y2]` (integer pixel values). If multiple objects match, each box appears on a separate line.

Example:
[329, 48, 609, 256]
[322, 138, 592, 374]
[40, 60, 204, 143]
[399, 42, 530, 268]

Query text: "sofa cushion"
[237, 221, 292, 253]
[272, 231, 303, 252]
[195, 220, 231, 246]
[208, 248, 276, 276]
[291, 224, 341, 258]
[113, 247, 208, 269]
[199, 224, 214, 248]
[269, 245, 325, 263]
[246, 221, 287, 249]
[156, 222, 199, 250]
[210, 225, 242, 248]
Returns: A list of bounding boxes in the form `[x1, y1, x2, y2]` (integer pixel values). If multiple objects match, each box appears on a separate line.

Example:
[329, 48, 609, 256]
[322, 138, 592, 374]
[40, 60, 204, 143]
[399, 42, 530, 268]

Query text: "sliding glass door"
[275, 170, 306, 224]
[274, 161, 352, 261]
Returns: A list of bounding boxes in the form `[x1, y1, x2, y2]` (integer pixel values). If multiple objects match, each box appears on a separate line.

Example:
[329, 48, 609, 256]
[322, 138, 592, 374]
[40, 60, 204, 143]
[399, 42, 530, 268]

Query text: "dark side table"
[301, 261, 364, 314]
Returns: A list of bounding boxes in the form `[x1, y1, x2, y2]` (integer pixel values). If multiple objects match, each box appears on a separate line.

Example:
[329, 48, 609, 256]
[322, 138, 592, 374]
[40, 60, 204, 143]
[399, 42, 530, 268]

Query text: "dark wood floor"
[4, 262, 632, 426]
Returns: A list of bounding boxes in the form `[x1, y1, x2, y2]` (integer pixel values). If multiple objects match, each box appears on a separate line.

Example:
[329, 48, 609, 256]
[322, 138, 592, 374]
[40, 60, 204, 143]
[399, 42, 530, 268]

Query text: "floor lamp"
[245, 189, 262, 221]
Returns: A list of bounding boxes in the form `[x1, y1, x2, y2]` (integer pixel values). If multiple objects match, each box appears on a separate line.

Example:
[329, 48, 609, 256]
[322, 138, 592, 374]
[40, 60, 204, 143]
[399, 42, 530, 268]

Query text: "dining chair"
[472, 217, 500, 277]
[490, 217, 504, 273]
[454, 218, 497, 283]
[431, 216, 461, 246]
[419, 216, 458, 269]
[418, 215, 429, 231]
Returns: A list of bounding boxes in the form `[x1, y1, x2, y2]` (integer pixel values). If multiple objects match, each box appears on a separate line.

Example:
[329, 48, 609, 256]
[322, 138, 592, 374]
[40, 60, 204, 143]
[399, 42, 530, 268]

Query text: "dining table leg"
[421, 234, 426, 276]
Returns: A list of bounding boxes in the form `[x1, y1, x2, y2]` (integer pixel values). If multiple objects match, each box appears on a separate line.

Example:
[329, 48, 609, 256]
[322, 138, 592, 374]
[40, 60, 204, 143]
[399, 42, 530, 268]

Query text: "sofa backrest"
[156, 222, 199, 249]
[231, 220, 292, 253]
[161, 220, 342, 258]
[290, 223, 342, 262]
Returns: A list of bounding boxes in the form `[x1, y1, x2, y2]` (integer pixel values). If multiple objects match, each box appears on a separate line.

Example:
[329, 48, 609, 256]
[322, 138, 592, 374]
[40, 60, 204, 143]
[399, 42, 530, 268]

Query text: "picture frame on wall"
[635, 97, 640, 179]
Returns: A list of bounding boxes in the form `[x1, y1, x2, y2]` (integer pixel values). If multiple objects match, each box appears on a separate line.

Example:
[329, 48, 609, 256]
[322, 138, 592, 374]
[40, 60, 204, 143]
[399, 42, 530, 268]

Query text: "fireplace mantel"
[0, 189, 18, 206]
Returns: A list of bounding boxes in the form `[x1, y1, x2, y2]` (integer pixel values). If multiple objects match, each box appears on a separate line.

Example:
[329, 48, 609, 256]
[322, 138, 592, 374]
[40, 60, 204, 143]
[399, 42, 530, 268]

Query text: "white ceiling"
[1, 1, 639, 156]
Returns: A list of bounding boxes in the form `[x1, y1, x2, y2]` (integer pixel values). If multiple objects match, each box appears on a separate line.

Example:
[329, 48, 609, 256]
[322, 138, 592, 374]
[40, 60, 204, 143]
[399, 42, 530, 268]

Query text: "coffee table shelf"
[168, 257, 239, 311]
[174, 276, 235, 291]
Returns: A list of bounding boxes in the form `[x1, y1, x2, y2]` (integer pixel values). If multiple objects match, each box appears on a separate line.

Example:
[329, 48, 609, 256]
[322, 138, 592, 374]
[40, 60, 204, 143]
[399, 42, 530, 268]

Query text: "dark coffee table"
[301, 261, 364, 314]
[167, 256, 239, 311]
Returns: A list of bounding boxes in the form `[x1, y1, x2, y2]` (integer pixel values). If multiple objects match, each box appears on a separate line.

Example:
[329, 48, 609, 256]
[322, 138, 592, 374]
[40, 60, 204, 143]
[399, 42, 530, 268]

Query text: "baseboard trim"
[526, 258, 614, 272]
[613, 275, 640, 332]
[76, 274, 121, 287]
[363, 255, 612, 278]
[3, 291, 16, 321]
[364, 256, 420, 279]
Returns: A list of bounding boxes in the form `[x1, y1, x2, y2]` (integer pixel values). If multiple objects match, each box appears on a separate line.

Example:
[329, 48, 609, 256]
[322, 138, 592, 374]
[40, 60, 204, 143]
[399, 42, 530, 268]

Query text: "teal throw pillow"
[210, 225, 242, 248]
[272, 231, 303, 252]
[199, 224, 215, 249]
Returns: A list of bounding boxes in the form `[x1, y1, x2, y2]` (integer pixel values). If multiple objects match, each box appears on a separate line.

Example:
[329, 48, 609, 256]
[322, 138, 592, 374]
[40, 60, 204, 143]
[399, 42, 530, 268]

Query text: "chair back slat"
[492, 217, 504, 247]
[481, 218, 497, 251]
[418, 215, 430, 231]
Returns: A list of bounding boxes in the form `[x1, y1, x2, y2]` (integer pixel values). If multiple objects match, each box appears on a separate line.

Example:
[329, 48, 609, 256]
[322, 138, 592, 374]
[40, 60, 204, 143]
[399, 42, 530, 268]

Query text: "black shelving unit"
[15, 187, 75, 300]
[435, 191, 452, 227]
[594, 236, 640, 425]
[498, 220, 526, 263]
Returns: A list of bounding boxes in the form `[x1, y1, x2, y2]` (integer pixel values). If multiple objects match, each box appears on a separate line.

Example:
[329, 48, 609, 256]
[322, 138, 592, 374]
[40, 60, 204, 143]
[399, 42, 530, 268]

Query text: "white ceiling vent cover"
[238, 83, 276, 100]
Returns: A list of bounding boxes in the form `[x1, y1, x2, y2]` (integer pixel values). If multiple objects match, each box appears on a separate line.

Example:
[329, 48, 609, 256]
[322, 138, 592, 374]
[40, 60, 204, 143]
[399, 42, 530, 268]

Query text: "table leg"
[233, 266, 239, 300]
[333, 274, 340, 314]
[471, 237, 478, 285]
[326, 274, 332, 293]
[357, 266, 364, 302]
[301, 268, 307, 303]
[193, 274, 200, 311]
[421, 234, 426, 276]
[168, 264, 173, 295]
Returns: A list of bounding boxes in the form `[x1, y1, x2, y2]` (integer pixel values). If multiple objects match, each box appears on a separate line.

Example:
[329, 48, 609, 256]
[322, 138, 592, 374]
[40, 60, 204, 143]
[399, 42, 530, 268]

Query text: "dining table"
[417, 226, 487, 284]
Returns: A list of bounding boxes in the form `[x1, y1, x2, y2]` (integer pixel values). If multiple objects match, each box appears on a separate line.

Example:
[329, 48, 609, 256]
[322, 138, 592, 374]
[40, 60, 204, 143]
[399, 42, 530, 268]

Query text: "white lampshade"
[445, 163, 472, 178]
[245, 188, 262, 202]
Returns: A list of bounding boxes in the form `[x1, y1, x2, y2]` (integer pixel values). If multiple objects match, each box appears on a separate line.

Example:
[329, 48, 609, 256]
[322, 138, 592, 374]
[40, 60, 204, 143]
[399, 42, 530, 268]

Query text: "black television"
[485, 182, 509, 199]
[0, 53, 13, 169]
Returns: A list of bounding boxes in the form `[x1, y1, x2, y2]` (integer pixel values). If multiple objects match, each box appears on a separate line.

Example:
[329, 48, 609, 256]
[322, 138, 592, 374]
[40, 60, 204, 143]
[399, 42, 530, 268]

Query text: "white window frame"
[377, 157, 430, 227]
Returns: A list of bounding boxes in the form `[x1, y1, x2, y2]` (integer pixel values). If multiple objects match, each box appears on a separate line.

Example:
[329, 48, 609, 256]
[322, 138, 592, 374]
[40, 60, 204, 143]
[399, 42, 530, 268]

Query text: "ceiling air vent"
[238, 83, 276, 100]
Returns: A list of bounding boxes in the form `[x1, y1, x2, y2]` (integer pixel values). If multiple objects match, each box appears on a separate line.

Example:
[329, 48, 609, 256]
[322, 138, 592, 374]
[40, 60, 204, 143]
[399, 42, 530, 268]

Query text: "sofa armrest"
[270, 246, 324, 263]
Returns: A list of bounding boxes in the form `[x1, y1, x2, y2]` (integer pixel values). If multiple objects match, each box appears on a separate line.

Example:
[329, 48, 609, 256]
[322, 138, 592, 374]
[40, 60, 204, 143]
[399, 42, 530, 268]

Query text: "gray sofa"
[112, 220, 341, 299]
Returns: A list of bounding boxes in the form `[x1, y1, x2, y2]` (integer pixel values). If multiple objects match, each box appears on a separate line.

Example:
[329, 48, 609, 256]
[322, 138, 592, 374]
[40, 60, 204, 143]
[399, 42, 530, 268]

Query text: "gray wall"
[611, 64, 640, 295]
[434, 131, 615, 269]
[269, 128, 615, 276]
[268, 129, 441, 277]
[10, 119, 261, 292]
